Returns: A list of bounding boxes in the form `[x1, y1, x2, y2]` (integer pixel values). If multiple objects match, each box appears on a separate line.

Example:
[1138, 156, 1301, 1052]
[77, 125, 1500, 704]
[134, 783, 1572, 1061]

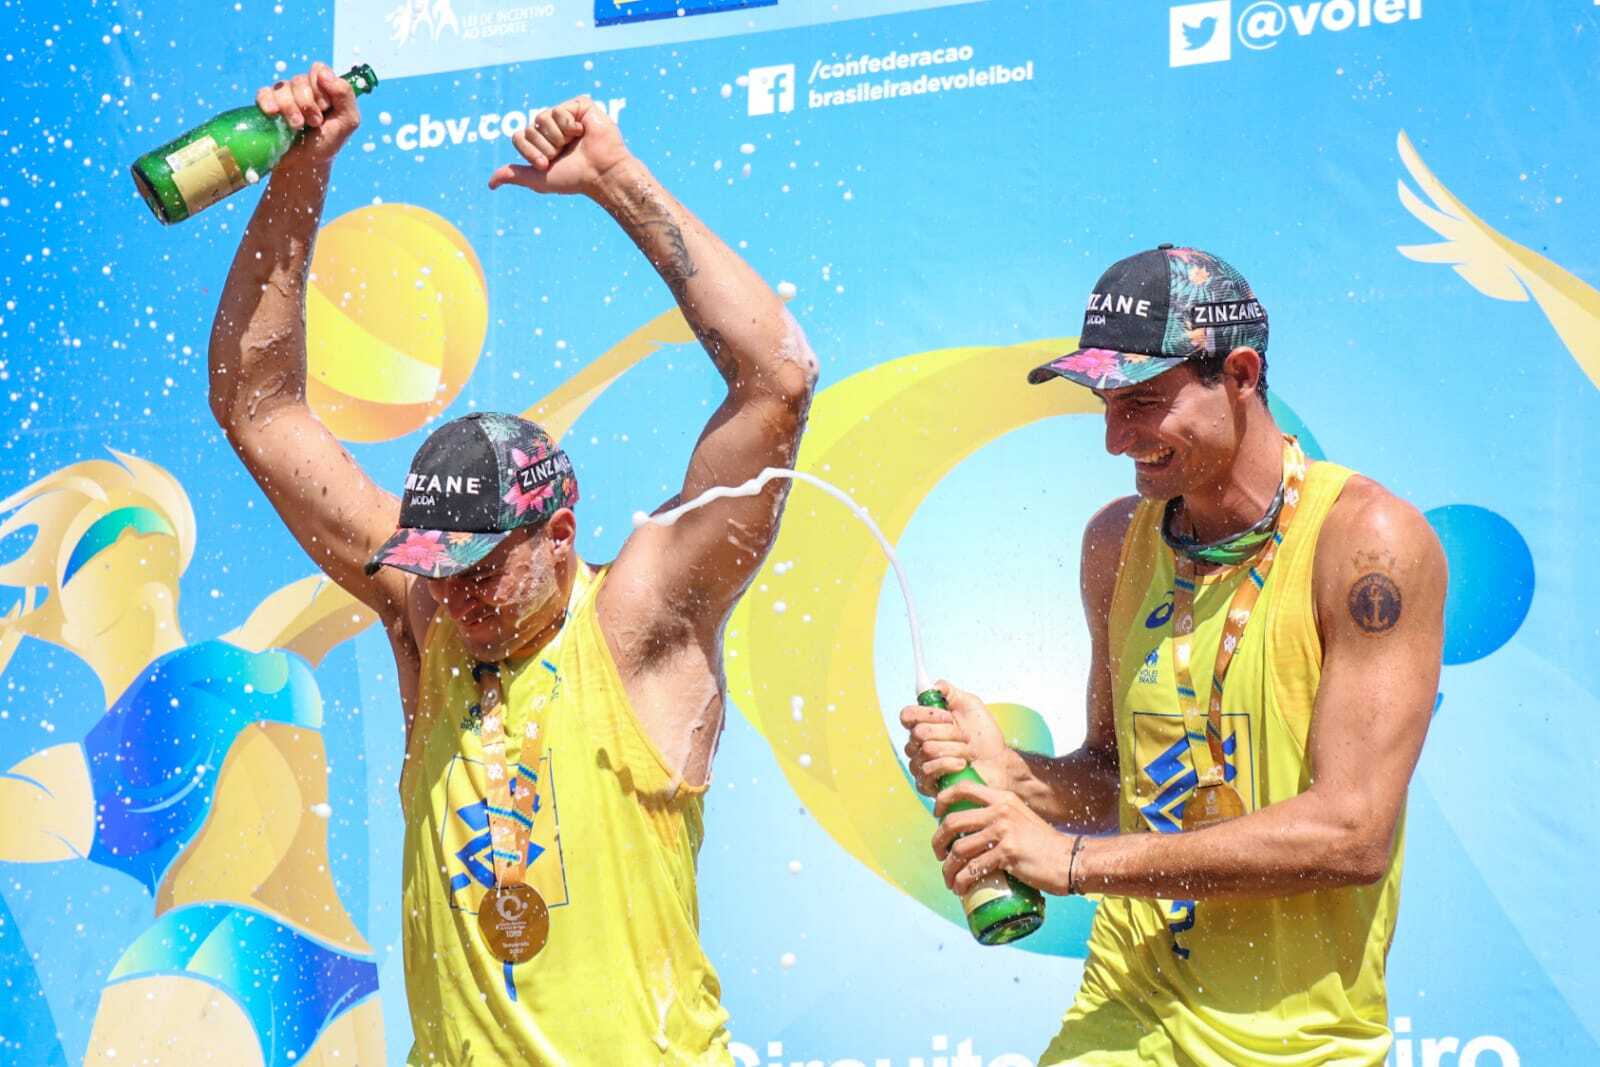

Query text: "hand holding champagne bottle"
[904, 683, 1045, 945]
[902, 681, 1012, 795]
[132, 61, 376, 224]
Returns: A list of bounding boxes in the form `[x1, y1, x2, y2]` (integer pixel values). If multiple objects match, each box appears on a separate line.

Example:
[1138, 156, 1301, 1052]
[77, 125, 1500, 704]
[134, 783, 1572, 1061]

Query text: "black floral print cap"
[364, 413, 580, 579]
[1027, 245, 1269, 391]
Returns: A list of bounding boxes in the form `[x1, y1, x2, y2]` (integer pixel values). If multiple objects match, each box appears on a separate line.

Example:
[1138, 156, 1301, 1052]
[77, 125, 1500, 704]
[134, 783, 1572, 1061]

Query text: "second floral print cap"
[1027, 245, 1269, 391]
[364, 413, 579, 579]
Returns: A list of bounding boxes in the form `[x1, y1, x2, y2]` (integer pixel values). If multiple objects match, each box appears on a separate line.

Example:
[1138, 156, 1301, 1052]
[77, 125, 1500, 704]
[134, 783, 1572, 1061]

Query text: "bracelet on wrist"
[1066, 834, 1088, 895]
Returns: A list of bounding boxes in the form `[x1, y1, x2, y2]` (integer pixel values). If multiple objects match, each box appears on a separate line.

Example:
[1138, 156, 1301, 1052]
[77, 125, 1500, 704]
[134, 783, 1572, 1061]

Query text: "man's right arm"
[902, 496, 1134, 831]
[208, 64, 413, 640]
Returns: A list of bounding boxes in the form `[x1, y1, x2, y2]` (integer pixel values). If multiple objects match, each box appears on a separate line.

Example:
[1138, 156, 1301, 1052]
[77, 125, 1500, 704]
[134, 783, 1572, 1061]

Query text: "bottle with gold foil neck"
[131, 64, 377, 225]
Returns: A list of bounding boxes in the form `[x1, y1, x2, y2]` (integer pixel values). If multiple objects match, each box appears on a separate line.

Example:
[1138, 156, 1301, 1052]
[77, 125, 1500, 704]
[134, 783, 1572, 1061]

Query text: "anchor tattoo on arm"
[1348, 549, 1403, 636]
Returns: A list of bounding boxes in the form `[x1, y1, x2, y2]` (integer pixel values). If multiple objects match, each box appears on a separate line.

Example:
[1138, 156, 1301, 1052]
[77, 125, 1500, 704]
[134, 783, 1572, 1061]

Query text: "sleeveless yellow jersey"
[1041, 461, 1405, 1067]
[400, 563, 731, 1066]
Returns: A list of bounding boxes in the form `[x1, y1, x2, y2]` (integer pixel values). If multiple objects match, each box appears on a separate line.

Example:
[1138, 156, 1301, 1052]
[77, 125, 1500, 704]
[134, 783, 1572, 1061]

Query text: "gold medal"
[1181, 782, 1247, 832]
[478, 883, 550, 964]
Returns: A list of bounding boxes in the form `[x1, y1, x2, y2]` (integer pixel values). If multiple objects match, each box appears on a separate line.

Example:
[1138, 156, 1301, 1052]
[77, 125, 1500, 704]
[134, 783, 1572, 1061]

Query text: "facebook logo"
[596, 0, 777, 27]
[1169, 1, 1232, 67]
[745, 64, 795, 116]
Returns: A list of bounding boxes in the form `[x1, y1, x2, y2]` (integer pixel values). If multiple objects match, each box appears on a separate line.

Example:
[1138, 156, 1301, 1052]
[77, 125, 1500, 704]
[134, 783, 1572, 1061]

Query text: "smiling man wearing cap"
[208, 71, 815, 1065]
[901, 246, 1447, 1064]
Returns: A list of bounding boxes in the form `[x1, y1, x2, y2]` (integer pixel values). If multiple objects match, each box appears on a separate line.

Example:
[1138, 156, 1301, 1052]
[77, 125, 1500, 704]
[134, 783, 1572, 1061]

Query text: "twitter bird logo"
[1183, 16, 1219, 50]
[1170, 2, 1231, 66]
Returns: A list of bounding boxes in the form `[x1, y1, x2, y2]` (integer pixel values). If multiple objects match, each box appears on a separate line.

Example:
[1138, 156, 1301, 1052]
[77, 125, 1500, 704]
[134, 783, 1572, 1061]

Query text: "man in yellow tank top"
[903, 247, 1446, 1066]
[208, 66, 817, 1064]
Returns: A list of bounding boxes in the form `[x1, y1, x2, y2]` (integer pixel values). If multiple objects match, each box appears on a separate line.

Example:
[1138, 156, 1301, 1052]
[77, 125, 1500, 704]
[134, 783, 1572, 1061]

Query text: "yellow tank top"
[1049, 462, 1404, 1066]
[400, 564, 731, 1066]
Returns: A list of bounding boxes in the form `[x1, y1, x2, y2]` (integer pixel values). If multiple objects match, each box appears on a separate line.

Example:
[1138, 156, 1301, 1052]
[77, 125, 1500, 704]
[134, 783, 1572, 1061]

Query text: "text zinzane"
[517, 452, 573, 492]
[1189, 299, 1267, 327]
[406, 473, 485, 498]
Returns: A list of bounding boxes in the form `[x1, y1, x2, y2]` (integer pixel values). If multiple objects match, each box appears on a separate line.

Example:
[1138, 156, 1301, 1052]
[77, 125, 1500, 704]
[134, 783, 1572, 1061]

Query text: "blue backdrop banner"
[1, 2, 1596, 1065]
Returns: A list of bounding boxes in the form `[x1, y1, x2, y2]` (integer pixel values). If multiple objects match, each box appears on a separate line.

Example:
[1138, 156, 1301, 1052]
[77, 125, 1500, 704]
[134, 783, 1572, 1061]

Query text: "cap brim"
[363, 527, 511, 579]
[1026, 348, 1187, 390]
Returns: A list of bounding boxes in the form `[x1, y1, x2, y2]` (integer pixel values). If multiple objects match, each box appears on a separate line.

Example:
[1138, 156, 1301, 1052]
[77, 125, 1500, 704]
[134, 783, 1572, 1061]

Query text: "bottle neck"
[342, 64, 378, 97]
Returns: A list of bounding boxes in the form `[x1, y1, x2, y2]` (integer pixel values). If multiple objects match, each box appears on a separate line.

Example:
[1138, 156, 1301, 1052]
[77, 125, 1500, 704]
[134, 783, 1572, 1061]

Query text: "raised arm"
[902, 497, 1134, 830]
[207, 63, 411, 636]
[488, 97, 817, 639]
[933, 482, 1446, 900]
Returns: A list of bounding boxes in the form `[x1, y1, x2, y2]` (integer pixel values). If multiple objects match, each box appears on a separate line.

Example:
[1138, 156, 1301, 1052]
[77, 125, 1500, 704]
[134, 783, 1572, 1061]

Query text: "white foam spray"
[632, 467, 932, 692]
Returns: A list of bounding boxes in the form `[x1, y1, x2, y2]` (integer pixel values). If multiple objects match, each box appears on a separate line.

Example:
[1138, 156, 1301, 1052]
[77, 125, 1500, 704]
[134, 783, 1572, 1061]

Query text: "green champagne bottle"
[131, 64, 378, 225]
[919, 688, 1045, 945]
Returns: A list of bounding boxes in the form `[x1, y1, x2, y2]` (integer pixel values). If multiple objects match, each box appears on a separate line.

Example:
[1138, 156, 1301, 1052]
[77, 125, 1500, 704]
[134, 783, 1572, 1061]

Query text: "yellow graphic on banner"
[221, 571, 379, 667]
[1397, 130, 1600, 388]
[306, 204, 487, 442]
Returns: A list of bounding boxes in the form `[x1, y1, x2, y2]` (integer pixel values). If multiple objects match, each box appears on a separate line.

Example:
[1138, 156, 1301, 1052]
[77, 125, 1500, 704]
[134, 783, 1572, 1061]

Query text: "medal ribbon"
[472, 567, 589, 890]
[1170, 437, 1309, 789]
[473, 661, 544, 889]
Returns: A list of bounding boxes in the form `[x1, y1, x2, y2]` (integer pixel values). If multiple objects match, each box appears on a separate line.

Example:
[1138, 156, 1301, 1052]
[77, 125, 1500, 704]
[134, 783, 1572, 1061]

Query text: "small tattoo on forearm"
[238, 368, 295, 420]
[693, 323, 737, 380]
[1349, 572, 1402, 635]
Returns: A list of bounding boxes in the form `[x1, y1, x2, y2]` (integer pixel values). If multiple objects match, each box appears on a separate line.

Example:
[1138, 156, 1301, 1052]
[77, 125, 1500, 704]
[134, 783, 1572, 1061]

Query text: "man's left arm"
[591, 155, 818, 626]
[490, 98, 817, 778]
[934, 481, 1446, 899]
[491, 97, 816, 617]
